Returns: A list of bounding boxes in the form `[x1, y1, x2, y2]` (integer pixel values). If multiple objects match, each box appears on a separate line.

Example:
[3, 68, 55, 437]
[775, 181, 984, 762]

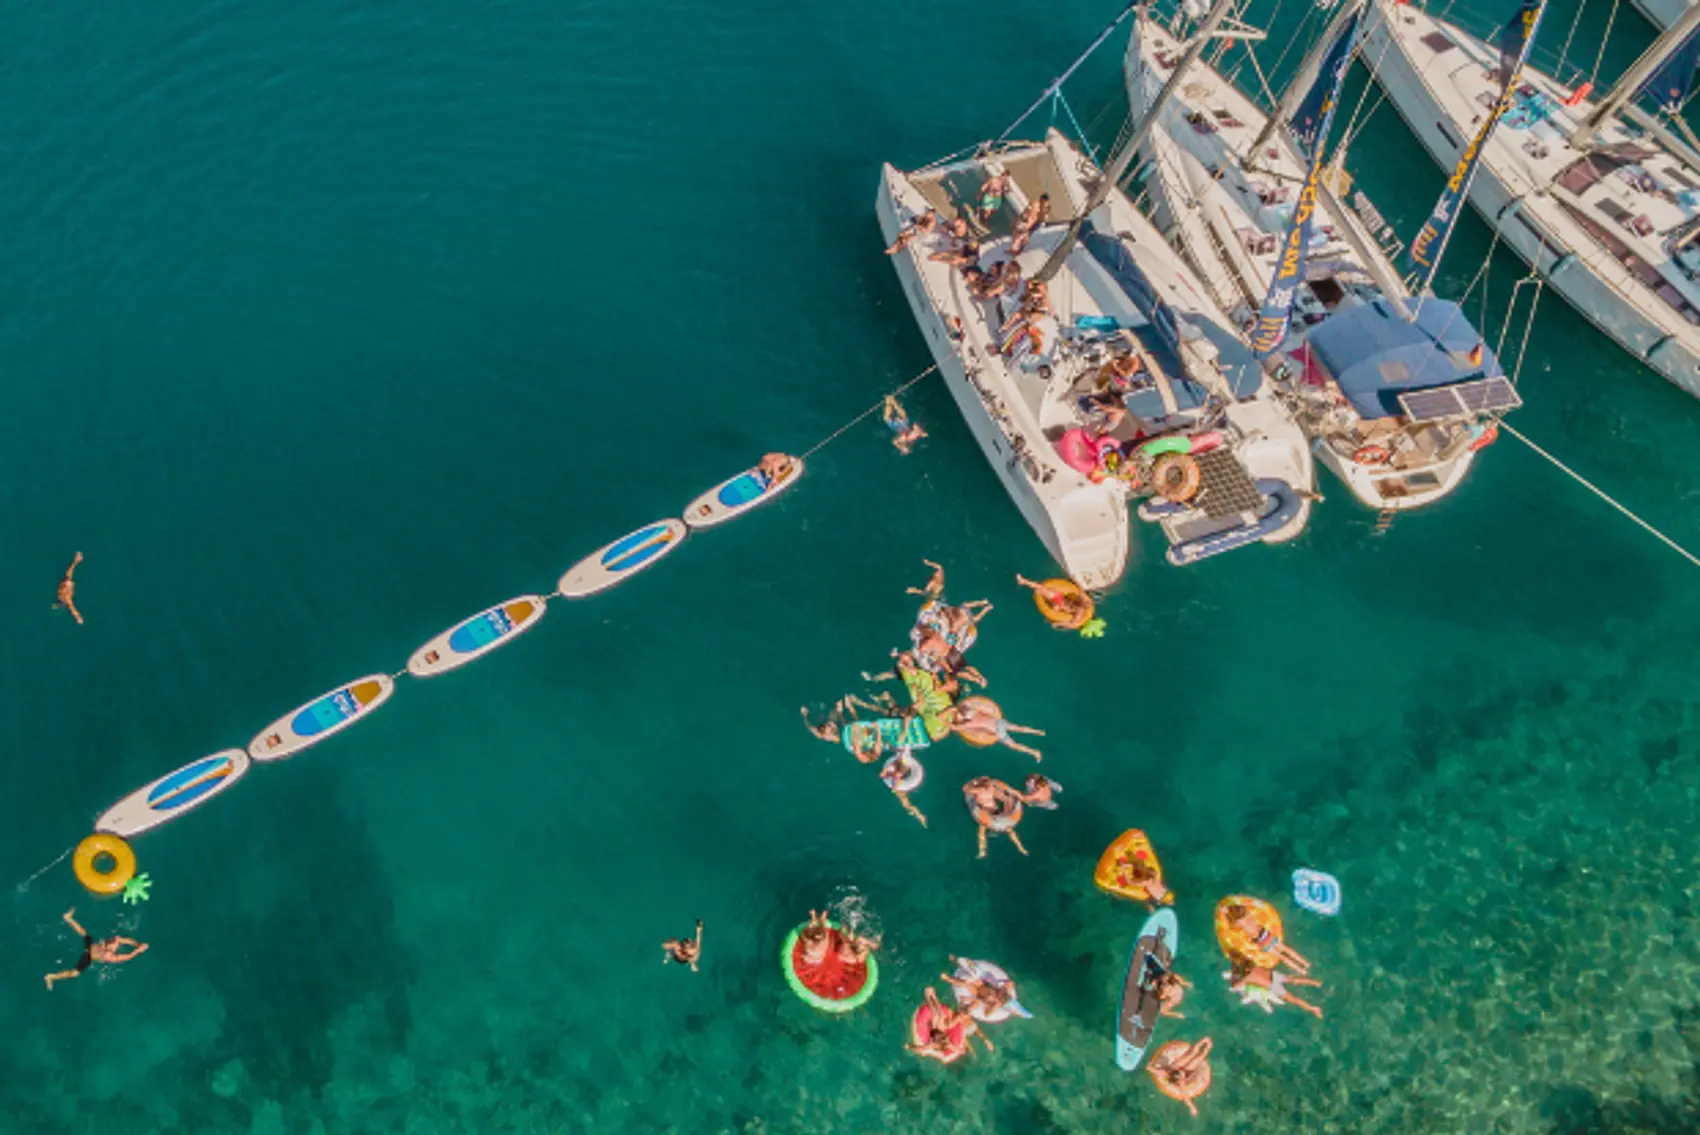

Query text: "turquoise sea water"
[2, 0, 1698, 1131]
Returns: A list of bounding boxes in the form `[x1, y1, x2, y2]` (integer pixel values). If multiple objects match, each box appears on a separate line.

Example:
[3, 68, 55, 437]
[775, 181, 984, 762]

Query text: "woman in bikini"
[948, 699, 1044, 761]
[963, 776, 1029, 858]
[44, 909, 147, 989]
[885, 208, 938, 255]
[976, 170, 1012, 223]
[1008, 193, 1051, 255]
[1150, 1037, 1214, 1116]
[1228, 960, 1323, 1018]
[1226, 902, 1312, 973]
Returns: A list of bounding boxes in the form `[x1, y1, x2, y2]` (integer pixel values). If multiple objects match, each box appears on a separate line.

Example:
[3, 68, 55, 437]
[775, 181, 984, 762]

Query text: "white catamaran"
[1362, 0, 1700, 400]
[876, 0, 1315, 586]
[1126, 1, 1522, 511]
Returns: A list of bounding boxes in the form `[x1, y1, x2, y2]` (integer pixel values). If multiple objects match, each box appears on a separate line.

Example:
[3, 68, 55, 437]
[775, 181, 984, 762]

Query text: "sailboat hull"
[1361, 0, 1700, 400]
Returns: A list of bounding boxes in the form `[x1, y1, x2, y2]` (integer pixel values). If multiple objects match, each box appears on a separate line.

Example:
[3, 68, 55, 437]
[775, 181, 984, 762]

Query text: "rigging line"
[1499, 422, 1700, 568]
[1554, 0, 1589, 80]
[800, 364, 940, 460]
[995, 3, 1141, 143]
[14, 846, 74, 895]
[1590, 0, 1623, 86]
[1505, 276, 1543, 387]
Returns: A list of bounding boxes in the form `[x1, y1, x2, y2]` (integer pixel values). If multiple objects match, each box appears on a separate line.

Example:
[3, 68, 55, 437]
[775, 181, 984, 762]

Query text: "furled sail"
[1249, 7, 1362, 357]
[1406, 0, 1548, 291]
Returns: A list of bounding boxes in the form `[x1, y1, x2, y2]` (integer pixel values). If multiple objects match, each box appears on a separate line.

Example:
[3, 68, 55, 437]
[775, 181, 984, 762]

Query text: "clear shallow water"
[0, 0, 1697, 1132]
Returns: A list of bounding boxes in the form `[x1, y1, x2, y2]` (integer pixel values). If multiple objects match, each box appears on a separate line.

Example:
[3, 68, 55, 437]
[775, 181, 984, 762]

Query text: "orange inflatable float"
[1093, 830, 1173, 905]
[1148, 1040, 1212, 1116]
[952, 696, 1003, 747]
[1214, 895, 1284, 968]
[1031, 578, 1094, 630]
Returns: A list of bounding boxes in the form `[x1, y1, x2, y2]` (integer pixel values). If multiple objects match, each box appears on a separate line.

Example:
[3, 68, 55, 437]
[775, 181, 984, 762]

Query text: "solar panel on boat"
[1397, 377, 1522, 422]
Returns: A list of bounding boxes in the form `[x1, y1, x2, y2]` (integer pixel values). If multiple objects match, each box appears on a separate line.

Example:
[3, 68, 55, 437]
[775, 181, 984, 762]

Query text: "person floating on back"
[44, 908, 147, 989]
[662, 920, 704, 972]
[53, 552, 84, 625]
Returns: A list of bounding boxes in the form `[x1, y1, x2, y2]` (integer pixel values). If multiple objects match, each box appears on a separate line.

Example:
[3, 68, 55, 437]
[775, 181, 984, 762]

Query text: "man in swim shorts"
[44, 908, 147, 989]
[661, 920, 703, 972]
[975, 170, 1011, 223]
[52, 552, 84, 625]
[1020, 773, 1061, 809]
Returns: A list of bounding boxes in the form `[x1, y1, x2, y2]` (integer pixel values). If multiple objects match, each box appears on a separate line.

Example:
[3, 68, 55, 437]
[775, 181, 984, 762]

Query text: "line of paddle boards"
[83, 458, 803, 843]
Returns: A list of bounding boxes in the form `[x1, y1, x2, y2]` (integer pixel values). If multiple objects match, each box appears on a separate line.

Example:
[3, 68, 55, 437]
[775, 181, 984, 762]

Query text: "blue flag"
[1249, 9, 1362, 357]
[1407, 0, 1547, 290]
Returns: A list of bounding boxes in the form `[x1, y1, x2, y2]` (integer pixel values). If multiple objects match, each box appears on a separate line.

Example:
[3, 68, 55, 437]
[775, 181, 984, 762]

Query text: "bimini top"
[1307, 299, 1502, 420]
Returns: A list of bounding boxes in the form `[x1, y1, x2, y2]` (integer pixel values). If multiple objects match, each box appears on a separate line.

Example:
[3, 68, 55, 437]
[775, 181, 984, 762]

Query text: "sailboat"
[1361, 0, 1700, 400]
[1126, 1, 1521, 512]
[875, 0, 1316, 585]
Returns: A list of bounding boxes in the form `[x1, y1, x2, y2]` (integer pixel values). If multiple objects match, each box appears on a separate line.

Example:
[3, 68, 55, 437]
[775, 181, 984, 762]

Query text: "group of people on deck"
[885, 168, 1056, 357]
[799, 560, 1057, 855]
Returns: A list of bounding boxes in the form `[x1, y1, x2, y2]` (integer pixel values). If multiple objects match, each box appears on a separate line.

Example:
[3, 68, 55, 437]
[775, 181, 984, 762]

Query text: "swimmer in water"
[963, 776, 1028, 858]
[661, 920, 704, 972]
[44, 909, 147, 990]
[880, 749, 928, 827]
[1150, 1037, 1214, 1116]
[757, 453, 796, 485]
[799, 700, 848, 742]
[1020, 773, 1061, 809]
[882, 395, 927, 454]
[52, 552, 84, 625]
[906, 559, 947, 601]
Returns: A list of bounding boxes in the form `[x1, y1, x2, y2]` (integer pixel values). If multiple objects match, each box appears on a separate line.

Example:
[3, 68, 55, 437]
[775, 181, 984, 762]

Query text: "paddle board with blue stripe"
[249, 673, 397, 761]
[408, 594, 548, 678]
[557, 518, 688, 598]
[1116, 907, 1178, 1071]
[94, 748, 251, 837]
[683, 459, 804, 530]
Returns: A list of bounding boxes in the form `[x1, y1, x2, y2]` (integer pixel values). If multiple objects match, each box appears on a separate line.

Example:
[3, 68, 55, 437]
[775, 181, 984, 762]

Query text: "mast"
[1244, 0, 1368, 173]
[1570, 2, 1700, 148]
[1036, 0, 1240, 284]
[1317, 176, 1414, 316]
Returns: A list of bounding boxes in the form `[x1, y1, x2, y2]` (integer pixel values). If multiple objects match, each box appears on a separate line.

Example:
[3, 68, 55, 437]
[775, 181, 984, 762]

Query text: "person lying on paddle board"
[44, 909, 147, 989]
[52, 552, 84, 625]
[757, 453, 796, 486]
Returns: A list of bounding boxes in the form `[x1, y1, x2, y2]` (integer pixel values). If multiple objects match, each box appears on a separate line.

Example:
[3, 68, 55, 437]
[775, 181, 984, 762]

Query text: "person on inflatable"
[963, 776, 1030, 858]
[44, 908, 147, 990]
[1223, 901, 1312, 973]
[1114, 854, 1172, 910]
[757, 453, 797, 487]
[945, 698, 1045, 761]
[1019, 773, 1061, 809]
[1150, 1037, 1214, 1117]
[1014, 575, 1092, 630]
[834, 926, 882, 968]
[907, 987, 989, 1062]
[880, 749, 928, 828]
[1227, 960, 1324, 1018]
[941, 957, 1017, 1020]
[797, 911, 835, 968]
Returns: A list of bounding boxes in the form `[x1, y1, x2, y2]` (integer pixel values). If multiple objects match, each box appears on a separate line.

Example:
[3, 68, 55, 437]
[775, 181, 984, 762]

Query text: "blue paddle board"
[408, 595, 548, 677]
[557, 518, 688, 598]
[1116, 907, 1178, 1071]
[249, 673, 397, 761]
[95, 748, 251, 837]
[683, 458, 804, 530]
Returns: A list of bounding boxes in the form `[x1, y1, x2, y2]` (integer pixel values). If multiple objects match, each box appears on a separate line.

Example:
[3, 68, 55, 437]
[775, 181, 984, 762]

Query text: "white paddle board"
[95, 748, 251, 837]
[683, 459, 804, 530]
[249, 673, 396, 762]
[557, 518, 687, 598]
[408, 594, 548, 678]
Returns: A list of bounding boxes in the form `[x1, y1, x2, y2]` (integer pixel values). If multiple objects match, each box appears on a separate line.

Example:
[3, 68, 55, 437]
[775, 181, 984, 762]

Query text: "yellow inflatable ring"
[1214, 895, 1284, 968]
[73, 833, 136, 896]
[1032, 578, 1094, 630]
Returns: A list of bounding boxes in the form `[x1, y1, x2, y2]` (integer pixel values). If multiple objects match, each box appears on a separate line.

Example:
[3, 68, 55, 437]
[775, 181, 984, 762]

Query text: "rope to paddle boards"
[800, 363, 939, 461]
[13, 845, 73, 895]
[1499, 422, 1700, 569]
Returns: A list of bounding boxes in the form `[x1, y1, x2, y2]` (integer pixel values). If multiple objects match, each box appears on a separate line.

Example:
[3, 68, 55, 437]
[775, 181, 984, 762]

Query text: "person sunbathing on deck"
[886, 209, 938, 255]
[1228, 961, 1323, 1018]
[932, 239, 981, 270]
[1009, 194, 1051, 255]
[883, 396, 927, 454]
[44, 909, 147, 989]
[1000, 281, 1051, 332]
[976, 171, 1012, 222]
[53, 552, 84, 625]
[661, 920, 704, 972]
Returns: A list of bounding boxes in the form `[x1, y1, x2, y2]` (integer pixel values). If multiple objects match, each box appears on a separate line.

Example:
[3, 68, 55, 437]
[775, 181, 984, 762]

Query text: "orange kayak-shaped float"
[1214, 895, 1285, 968]
[1094, 830, 1173, 905]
